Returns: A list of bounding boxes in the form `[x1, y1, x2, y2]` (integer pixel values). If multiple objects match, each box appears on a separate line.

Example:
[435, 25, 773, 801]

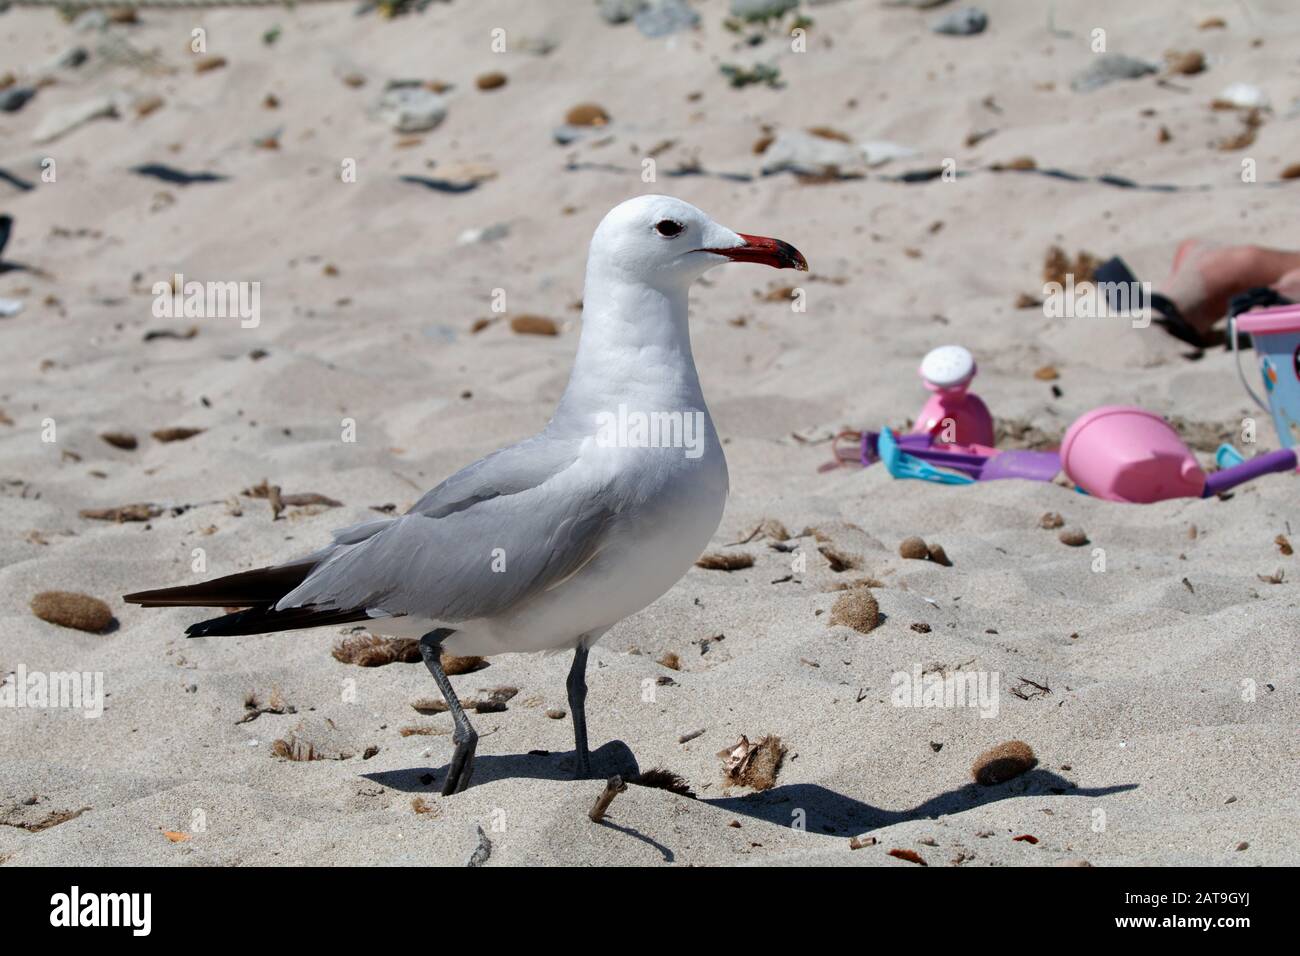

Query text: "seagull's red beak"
[705, 233, 809, 272]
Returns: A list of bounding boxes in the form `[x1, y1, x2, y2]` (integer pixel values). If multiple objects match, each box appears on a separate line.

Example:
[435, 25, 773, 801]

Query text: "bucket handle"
[1230, 314, 1271, 412]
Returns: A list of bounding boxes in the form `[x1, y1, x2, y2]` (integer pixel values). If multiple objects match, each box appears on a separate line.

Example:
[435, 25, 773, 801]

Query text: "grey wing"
[275, 434, 614, 622]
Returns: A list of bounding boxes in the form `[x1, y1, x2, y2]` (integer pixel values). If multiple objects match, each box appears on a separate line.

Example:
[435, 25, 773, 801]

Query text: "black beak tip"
[778, 239, 809, 272]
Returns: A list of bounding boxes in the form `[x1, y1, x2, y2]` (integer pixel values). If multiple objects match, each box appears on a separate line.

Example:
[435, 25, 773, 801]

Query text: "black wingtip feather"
[186, 605, 372, 638]
[124, 562, 314, 608]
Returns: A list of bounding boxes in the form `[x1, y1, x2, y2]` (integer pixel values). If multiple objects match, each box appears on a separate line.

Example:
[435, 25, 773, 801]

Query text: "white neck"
[555, 265, 706, 423]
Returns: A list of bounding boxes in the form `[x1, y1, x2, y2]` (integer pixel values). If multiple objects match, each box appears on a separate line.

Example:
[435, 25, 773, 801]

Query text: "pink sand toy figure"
[1060, 405, 1298, 504]
[913, 345, 995, 447]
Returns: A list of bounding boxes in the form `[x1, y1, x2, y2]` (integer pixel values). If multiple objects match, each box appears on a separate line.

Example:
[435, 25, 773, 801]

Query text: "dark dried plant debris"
[152, 427, 205, 443]
[80, 503, 161, 522]
[411, 797, 440, 816]
[818, 544, 861, 571]
[398, 725, 446, 737]
[238, 685, 295, 723]
[718, 734, 786, 791]
[0, 805, 90, 832]
[100, 431, 138, 450]
[888, 848, 927, 865]
[633, 768, 696, 798]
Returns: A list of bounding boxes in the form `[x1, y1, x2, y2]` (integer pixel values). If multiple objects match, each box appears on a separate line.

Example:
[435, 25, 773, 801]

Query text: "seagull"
[124, 195, 808, 794]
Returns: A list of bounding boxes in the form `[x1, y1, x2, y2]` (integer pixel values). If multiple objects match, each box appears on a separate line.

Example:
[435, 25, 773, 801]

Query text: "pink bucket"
[1060, 406, 1205, 503]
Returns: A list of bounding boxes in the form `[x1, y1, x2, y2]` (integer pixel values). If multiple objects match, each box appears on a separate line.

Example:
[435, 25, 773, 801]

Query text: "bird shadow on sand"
[365, 741, 676, 861]
[703, 769, 1137, 835]
[363, 739, 641, 793]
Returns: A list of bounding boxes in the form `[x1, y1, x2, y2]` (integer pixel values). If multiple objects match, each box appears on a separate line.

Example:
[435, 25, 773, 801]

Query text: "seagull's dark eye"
[654, 219, 684, 238]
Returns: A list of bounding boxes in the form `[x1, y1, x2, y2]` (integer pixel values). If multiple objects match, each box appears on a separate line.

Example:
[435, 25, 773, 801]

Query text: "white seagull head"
[586, 194, 808, 290]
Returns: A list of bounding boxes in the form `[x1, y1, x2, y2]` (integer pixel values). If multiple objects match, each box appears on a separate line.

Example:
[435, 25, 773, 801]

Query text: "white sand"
[1, 0, 1297, 866]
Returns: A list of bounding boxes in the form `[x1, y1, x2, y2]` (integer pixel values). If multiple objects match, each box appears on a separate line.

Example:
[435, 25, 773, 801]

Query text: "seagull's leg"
[566, 643, 591, 779]
[419, 630, 478, 795]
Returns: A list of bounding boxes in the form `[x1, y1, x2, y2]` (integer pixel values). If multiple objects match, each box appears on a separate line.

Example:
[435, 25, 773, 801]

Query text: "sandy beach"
[1, 0, 1297, 866]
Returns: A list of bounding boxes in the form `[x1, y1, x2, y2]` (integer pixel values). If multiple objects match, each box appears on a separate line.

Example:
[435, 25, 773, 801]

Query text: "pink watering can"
[912, 345, 995, 447]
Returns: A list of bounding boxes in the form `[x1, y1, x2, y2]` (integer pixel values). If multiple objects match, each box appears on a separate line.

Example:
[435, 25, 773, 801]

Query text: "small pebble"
[1039, 512, 1064, 529]
[509, 315, 559, 336]
[194, 55, 227, 74]
[926, 543, 952, 567]
[476, 72, 507, 91]
[1059, 527, 1089, 547]
[1165, 49, 1205, 76]
[565, 103, 609, 127]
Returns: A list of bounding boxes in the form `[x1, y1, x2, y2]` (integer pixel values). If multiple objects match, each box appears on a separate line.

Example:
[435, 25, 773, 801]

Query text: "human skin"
[1158, 240, 1300, 335]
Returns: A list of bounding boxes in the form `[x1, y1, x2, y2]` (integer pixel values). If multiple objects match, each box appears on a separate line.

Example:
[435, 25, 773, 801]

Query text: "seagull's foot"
[441, 727, 479, 796]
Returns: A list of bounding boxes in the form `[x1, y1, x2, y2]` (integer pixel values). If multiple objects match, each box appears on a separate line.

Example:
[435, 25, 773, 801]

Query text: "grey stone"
[931, 6, 987, 35]
[373, 85, 448, 133]
[1071, 54, 1158, 93]
[0, 87, 36, 113]
[731, 0, 799, 19]
[55, 46, 90, 69]
[760, 129, 865, 178]
[464, 824, 492, 867]
[599, 0, 646, 24]
[635, 0, 700, 37]
[32, 92, 126, 144]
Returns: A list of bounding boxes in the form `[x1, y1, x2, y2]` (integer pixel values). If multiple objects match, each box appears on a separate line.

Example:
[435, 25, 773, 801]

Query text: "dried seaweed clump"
[331, 633, 422, 667]
[30, 591, 114, 633]
[828, 589, 879, 634]
[971, 740, 1038, 786]
[695, 551, 754, 571]
[718, 734, 786, 791]
[442, 653, 488, 675]
[633, 768, 696, 798]
[270, 717, 354, 761]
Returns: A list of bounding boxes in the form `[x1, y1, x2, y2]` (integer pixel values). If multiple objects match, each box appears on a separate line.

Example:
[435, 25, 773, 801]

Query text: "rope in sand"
[565, 159, 1300, 193]
[3, 0, 354, 8]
